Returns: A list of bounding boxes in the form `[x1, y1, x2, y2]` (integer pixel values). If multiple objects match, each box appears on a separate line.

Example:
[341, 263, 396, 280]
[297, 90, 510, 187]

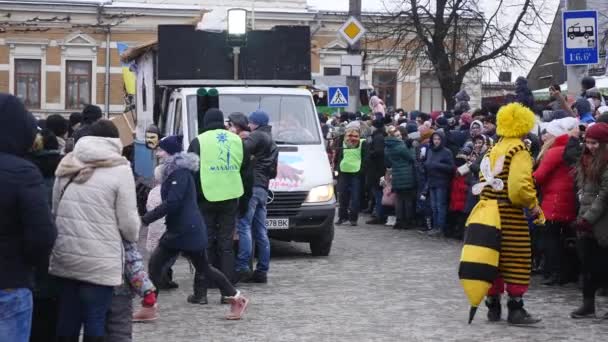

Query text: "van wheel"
[310, 225, 334, 256]
[584, 33, 590, 39]
[569, 34, 575, 40]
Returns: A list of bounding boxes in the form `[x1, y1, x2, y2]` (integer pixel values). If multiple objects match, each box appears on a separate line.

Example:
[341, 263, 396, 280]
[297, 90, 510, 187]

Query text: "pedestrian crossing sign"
[328, 86, 349, 108]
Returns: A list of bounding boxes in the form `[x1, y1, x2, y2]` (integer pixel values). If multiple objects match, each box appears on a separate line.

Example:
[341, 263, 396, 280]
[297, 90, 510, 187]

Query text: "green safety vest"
[340, 139, 365, 173]
[197, 129, 244, 202]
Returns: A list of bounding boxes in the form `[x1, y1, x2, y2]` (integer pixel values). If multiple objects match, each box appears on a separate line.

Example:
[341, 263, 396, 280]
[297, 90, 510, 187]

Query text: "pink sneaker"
[225, 291, 249, 320]
[133, 304, 159, 322]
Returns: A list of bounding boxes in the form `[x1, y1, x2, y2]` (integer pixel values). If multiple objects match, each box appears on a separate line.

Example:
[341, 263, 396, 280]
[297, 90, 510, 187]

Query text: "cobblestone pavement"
[134, 217, 608, 342]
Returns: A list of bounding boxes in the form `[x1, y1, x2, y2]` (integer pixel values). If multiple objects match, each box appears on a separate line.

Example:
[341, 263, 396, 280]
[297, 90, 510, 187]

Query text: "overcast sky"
[307, 0, 560, 81]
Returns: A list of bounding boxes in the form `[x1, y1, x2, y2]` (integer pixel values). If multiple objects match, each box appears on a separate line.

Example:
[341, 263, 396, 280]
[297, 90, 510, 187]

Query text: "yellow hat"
[496, 103, 535, 138]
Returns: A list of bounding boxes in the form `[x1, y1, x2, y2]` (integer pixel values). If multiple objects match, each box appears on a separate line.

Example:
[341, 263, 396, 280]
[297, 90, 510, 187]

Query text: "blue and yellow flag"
[117, 42, 136, 95]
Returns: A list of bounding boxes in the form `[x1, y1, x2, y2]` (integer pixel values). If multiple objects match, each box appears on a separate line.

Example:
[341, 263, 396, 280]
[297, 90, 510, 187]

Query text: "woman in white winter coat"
[50, 120, 140, 342]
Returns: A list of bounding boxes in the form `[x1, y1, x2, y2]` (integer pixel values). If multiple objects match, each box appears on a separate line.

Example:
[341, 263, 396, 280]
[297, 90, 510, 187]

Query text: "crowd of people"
[1, 92, 281, 341]
[323, 76, 608, 323]
[2, 73, 608, 340]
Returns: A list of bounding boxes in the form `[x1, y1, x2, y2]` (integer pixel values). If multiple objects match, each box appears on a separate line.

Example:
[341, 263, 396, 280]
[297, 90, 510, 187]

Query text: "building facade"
[0, 0, 482, 116]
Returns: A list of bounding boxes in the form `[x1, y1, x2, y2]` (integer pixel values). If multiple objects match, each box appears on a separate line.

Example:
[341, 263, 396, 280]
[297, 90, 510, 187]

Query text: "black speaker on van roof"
[158, 25, 311, 81]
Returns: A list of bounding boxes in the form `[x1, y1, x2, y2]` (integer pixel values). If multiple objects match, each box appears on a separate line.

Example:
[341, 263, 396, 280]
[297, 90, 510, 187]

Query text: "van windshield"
[186, 94, 321, 145]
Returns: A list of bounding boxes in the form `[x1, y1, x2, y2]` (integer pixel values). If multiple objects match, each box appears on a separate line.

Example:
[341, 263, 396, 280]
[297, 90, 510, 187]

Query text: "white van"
[161, 87, 336, 256]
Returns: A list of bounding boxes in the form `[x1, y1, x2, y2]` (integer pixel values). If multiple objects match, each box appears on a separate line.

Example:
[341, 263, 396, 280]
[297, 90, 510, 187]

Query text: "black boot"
[507, 297, 541, 325]
[485, 295, 501, 322]
[57, 337, 79, 342]
[187, 288, 208, 305]
[570, 297, 596, 319]
[83, 337, 105, 342]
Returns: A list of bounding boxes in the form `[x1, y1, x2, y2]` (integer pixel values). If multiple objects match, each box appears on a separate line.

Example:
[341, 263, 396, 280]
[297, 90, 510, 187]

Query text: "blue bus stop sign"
[563, 10, 599, 65]
[328, 86, 349, 108]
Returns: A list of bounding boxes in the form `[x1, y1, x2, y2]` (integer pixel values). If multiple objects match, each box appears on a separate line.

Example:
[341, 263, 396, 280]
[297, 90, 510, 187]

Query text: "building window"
[323, 67, 341, 76]
[66, 60, 92, 110]
[420, 72, 444, 113]
[372, 70, 397, 108]
[14, 59, 41, 109]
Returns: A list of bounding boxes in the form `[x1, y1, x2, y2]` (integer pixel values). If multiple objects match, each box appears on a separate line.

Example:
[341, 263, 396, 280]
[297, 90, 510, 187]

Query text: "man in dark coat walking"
[0, 93, 57, 342]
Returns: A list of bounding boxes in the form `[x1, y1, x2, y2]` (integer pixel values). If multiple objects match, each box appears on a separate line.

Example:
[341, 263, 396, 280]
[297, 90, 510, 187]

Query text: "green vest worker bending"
[334, 123, 368, 226]
[188, 108, 252, 291]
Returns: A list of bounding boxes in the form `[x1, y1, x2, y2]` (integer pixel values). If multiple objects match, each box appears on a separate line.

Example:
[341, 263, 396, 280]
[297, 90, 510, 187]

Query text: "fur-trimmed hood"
[160, 152, 199, 183]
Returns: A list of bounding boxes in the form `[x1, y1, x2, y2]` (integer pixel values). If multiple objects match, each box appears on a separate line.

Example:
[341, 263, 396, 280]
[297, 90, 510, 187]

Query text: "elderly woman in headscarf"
[334, 123, 368, 226]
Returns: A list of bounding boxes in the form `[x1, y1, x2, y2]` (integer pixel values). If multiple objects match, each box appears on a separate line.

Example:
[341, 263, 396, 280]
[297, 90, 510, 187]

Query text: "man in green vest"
[188, 108, 252, 300]
[334, 123, 368, 226]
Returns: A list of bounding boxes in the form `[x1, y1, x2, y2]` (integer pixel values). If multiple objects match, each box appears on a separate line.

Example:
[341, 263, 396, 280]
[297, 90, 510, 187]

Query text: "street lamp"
[227, 8, 247, 36]
[227, 8, 247, 80]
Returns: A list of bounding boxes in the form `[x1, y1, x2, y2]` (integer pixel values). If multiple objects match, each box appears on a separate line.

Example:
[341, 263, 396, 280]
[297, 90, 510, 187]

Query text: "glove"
[142, 291, 157, 307]
[575, 218, 593, 233]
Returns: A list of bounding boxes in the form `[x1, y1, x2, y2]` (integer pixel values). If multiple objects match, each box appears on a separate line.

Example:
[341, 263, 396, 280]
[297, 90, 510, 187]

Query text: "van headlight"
[305, 185, 334, 203]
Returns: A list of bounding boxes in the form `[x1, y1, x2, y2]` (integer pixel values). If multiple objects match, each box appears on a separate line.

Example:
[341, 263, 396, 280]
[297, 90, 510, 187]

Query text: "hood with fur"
[161, 152, 199, 182]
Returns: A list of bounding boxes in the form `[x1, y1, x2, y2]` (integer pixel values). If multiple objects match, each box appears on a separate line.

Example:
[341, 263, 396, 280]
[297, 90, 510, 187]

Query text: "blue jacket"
[424, 132, 455, 189]
[0, 93, 57, 289]
[142, 153, 208, 252]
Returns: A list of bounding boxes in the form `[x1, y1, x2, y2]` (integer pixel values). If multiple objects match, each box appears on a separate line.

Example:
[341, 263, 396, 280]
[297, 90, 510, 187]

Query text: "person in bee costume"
[459, 102, 544, 325]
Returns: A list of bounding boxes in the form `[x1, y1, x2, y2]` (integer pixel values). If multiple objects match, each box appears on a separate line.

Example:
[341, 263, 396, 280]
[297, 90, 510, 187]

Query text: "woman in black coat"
[143, 135, 249, 320]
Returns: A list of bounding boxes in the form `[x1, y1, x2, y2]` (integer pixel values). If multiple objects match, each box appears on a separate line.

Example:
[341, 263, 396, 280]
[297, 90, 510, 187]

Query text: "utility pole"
[346, 0, 362, 113]
[566, 0, 587, 100]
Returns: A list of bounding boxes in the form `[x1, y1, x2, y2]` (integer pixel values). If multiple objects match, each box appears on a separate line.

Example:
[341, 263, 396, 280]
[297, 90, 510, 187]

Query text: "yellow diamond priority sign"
[339, 16, 366, 46]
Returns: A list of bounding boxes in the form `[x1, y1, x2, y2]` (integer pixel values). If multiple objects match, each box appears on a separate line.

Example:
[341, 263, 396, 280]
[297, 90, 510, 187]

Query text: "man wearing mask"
[188, 109, 251, 294]
[235, 110, 278, 284]
[0, 93, 57, 342]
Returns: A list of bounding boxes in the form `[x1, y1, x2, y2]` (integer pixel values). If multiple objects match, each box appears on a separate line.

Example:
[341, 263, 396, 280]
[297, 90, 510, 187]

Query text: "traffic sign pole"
[565, 0, 588, 100]
[347, 0, 362, 113]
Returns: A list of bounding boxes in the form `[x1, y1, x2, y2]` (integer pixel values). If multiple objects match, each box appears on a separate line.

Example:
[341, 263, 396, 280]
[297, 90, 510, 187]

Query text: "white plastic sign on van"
[328, 86, 349, 108]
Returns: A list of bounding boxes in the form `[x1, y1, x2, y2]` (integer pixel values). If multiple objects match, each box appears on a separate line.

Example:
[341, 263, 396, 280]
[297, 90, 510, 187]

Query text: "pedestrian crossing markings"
[330, 88, 348, 105]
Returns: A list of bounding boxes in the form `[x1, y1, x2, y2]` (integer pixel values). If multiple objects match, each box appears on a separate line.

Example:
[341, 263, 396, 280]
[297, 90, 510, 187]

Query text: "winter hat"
[46, 114, 69, 137]
[496, 102, 535, 138]
[420, 128, 435, 142]
[585, 122, 608, 144]
[406, 122, 418, 134]
[0, 93, 37, 156]
[430, 111, 442, 122]
[455, 90, 471, 102]
[249, 110, 270, 126]
[470, 120, 483, 130]
[546, 119, 569, 137]
[159, 135, 184, 155]
[436, 116, 449, 128]
[574, 98, 592, 115]
[581, 76, 596, 91]
[203, 108, 225, 130]
[82, 104, 103, 124]
[346, 120, 361, 131]
[460, 112, 473, 126]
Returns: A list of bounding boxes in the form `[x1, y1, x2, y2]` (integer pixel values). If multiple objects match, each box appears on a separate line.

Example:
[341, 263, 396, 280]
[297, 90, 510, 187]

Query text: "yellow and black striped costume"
[478, 143, 531, 286]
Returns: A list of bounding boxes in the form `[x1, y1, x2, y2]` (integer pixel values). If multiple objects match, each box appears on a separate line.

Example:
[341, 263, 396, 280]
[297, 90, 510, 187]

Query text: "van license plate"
[266, 218, 289, 229]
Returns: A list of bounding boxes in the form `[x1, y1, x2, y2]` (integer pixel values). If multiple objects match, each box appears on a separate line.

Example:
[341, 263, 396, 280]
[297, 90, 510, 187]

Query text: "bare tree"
[368, 0, 550, 109]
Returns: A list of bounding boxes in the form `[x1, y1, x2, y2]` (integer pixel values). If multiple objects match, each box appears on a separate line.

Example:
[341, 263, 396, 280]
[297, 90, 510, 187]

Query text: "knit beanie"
[203, 108, 225, 130]
[585, 123, 608, 144]
[249, 110, 269, 126]
[406, 122, 418, 134]
[159, 135, 183, 155]
[460, 112, 473, 126]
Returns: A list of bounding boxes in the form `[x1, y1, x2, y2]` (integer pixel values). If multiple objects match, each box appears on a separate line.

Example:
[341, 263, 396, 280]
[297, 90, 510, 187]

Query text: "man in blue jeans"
[235, 110, 278, 284]
[424, 131, 454, 236]
[0, 93, 57, 341]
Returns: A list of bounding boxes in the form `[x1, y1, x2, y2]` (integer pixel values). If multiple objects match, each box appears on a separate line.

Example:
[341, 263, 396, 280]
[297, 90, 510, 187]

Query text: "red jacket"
[533, 134, 577, 222]
[449, 174, 468, 213]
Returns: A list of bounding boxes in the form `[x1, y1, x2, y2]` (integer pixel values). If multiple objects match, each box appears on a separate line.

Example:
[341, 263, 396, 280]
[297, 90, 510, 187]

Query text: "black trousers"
[149, 245, 236, 298]
[577, 237, 608, 299]
[395, 190, 416, 224]
[200, 199, 238, 284]
[542, 221, 564, 276]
